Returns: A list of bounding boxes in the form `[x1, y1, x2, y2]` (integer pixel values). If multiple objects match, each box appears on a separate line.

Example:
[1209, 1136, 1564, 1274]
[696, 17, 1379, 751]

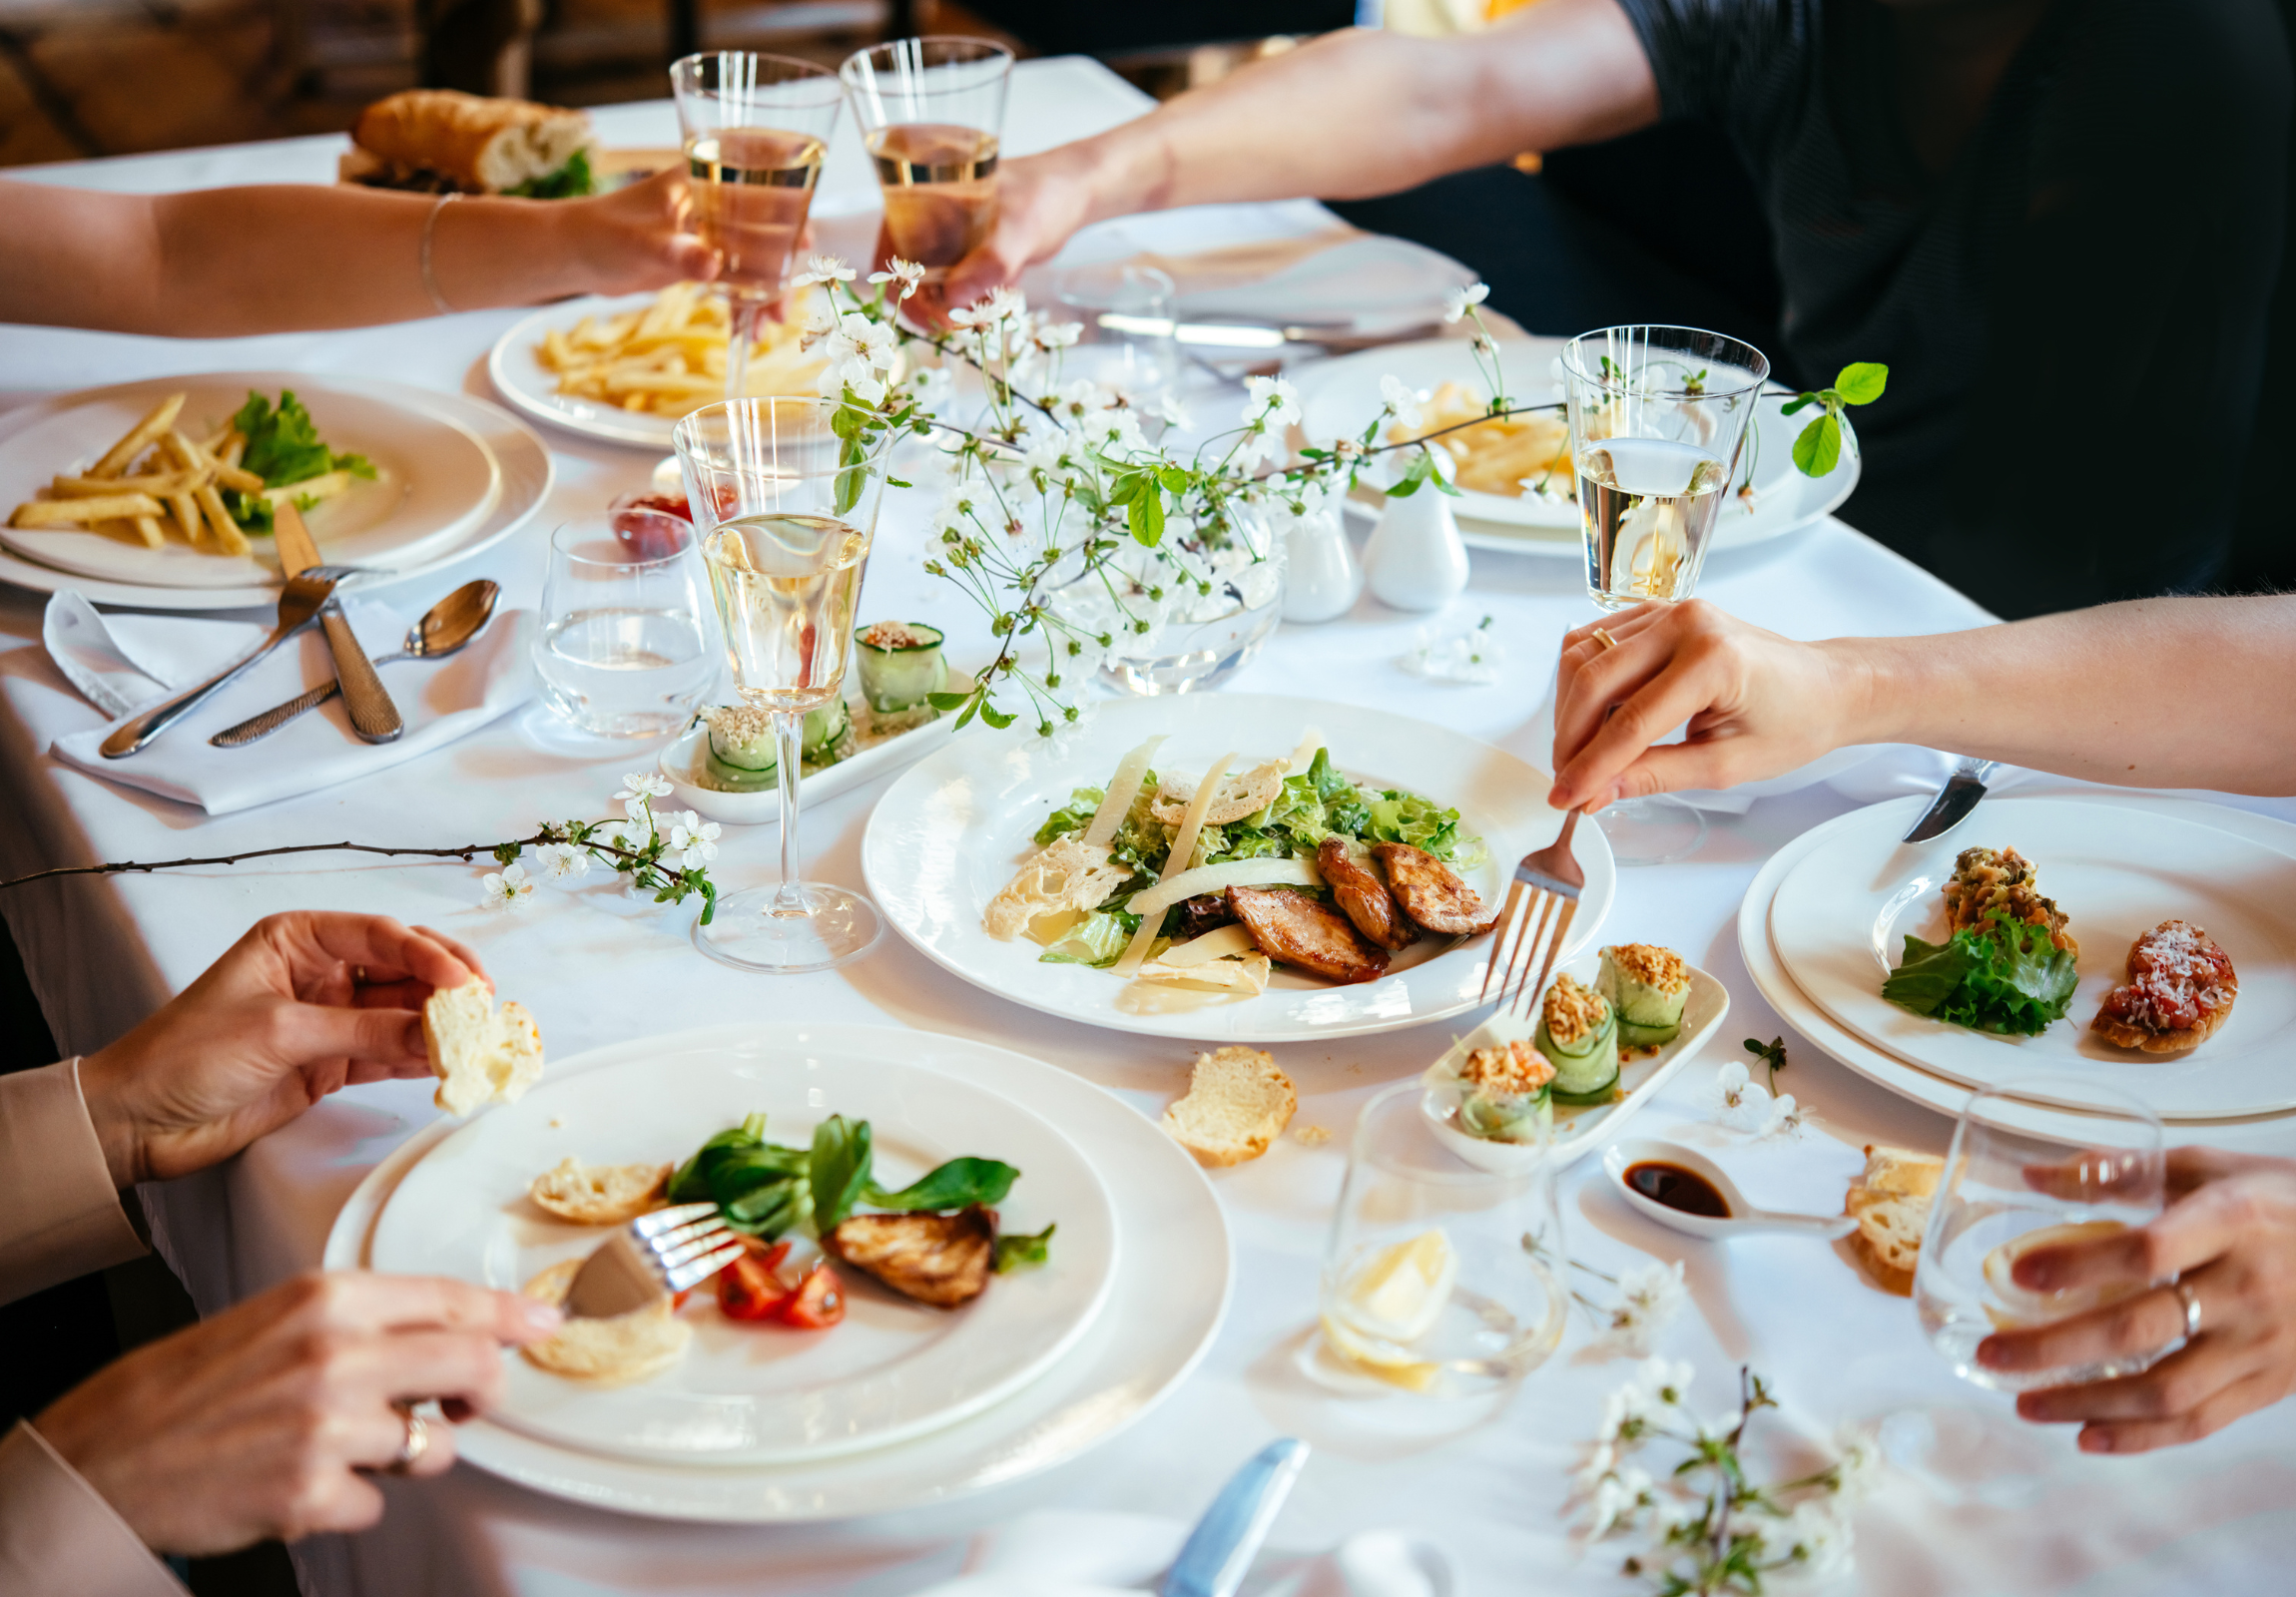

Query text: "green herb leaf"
[1127, 488, 1165, 546]
[1833, 362, 1889, 405]
[809, 1114, 872, 1232]
[925, 690, 973, 711]
[1778, 394, 1816, 416]
[1882, 922, 2077, 1035]
[504, 147, 595, 200]
[861, 1156, 1020, 1213]
[993, 1224, 1055, 1274]
[1791, 412, 1842, 478]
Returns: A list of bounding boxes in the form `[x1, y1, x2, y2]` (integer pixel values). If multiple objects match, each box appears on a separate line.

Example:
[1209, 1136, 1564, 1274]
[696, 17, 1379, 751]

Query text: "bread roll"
[424, 980, 544, 1116]
[519, 1258, 691, 1384]
[346, 90, 593, 194]
[530, 1157, 671, 1225]
[1162, 1046, 1296, 1166]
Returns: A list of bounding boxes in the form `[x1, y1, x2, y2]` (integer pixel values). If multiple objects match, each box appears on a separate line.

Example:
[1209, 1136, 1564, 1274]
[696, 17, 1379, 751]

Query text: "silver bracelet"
[420, 192, 462, 315]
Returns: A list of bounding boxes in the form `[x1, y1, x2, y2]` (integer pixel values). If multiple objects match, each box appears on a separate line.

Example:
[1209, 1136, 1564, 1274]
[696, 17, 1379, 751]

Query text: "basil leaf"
[809, 1114, 872, 1232]
[862, 1156, 1020, 1213]
[993, 1224, 1055, 1274]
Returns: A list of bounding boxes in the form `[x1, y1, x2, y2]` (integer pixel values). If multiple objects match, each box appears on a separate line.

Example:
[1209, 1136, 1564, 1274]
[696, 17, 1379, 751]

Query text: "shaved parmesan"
[1115, 751, 1236, 977]
[1159, 923, 1260, 968]
[1083, 735, 1165, 850]
[1134, 950, 1274, 995]
[1289, 728, 1324, 774]
[1125, 856, 1323, 920]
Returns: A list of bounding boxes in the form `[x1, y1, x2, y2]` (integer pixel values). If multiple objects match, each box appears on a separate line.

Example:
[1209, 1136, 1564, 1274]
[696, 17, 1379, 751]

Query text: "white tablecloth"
[3, 56, 2293, 1597]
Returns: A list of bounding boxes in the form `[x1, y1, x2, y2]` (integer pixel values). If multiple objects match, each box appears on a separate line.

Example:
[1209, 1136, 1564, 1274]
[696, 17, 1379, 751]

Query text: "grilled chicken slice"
[1374, 842, 1495, 936]
[1317, 836, 1416, 952]
[1228, 884, 1391, 983]
[824, 1206, 995, 1309]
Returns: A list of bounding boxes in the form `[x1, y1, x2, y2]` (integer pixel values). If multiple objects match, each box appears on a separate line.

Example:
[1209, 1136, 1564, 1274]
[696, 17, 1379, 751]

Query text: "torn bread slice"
[424, 980, 544, 1116]
[519, 1257, 691, 1385]
[1844, 1144, 1944, 1296]
[1162, 1045, 1296, 1166]
[1859, 1144, 1944, 1200]
[1149, 760, 1289, 826]
[530, 1156, 671, 1225]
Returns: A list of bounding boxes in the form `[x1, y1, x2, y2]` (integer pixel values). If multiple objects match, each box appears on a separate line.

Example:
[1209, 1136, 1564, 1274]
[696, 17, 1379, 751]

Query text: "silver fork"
[563, 1202, 746, 1320]
[1476, 807, 1588, 1019]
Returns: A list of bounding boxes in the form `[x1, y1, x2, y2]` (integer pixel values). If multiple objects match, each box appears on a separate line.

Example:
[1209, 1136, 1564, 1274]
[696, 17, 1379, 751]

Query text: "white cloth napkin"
[1824, 745, 2031, 805]
[44, 589, 535, 814]
[908, 1510, 1453, 1597]
[1172, 235, 1477, 335]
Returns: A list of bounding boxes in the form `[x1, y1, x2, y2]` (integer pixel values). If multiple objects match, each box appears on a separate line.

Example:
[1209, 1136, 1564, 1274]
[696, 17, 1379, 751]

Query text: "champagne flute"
[670, 52, 844, 404]
[839, 37, 1014, 287]
[673, 398, 888, 973]
[1914, 1078, 2173, 1391]
[1559, 324, 1768, 865]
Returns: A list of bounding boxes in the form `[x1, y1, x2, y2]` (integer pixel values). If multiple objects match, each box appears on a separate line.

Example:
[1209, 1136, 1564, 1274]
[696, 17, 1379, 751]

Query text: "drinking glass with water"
[534, 510, 717, 739]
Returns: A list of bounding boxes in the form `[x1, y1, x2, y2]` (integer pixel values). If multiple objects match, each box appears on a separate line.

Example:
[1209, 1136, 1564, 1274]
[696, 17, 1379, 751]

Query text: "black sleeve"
[1607, 0, 1812, 126]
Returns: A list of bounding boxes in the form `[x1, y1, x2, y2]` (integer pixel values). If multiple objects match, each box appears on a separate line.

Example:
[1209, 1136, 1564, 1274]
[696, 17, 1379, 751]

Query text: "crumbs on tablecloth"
[1621, 1044, 1661, 1063]
[1294, 1125, 1331, 1146]
[549, 1117, 565, 1129]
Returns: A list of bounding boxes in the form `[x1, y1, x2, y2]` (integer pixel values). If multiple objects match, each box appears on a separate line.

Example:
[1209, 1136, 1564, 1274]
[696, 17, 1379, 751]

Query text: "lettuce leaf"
[1033, 786, 1104, 845]
[1881, 919, 2077, 1036]
[223, 389, 375, 532]
[1038, 908, 1141, 966]
[507, 148, 595, 200]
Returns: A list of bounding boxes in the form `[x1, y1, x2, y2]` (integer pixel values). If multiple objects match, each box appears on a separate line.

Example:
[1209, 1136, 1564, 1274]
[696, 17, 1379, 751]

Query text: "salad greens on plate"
[1881, 917, 2077, 1036]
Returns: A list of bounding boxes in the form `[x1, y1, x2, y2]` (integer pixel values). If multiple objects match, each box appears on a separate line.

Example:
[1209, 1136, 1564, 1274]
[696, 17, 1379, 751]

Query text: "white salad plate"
[1768, 797, 2296, 1119]
[1300, 337, 1860, 557]
[861, 693, 1615, 1044]
[658, 687, 974, 826]
[0, 374, 499, 590]
[325, 1023, 1231, 1521]
[0, 379, 552, 611]
[1422, 953, 1729, 1171]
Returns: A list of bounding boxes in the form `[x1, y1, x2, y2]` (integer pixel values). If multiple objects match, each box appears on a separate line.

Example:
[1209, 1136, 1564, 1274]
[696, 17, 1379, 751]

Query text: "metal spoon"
[1602, 1138, 1857, 1242]
[209, 579, 500, 747]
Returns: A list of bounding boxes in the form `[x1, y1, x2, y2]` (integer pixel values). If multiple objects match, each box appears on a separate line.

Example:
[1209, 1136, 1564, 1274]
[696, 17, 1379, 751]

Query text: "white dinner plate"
[0, 381, 553, 611]
[861, 694, 1614, 1044]
[1768, 798, 2296, 1119]
[0, 375, 499, 589]
[324, 1023, 1231, 1522]
[1302, 337, 1860, 557]
[1422, 952, 1729, 1170]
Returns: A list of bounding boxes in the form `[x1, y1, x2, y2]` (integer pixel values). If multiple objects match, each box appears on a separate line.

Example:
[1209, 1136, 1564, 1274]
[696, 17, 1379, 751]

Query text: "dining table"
[3, 53, 2295, 1597]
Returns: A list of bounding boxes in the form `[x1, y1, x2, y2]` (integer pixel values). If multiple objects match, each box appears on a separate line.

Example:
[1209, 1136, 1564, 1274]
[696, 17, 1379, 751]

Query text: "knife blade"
[1095, 312, 1442, 353]
[1903, 758, 1997, 842]
[1161, 1438, 1310, 1597]
[276, 503, 402, 744]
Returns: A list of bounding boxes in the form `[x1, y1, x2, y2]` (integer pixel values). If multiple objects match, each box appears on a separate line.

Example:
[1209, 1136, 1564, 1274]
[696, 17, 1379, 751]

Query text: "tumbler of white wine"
[670, 53, 844, 401]
[840, 37, 1013, 285]
[672, 398, 890, 974]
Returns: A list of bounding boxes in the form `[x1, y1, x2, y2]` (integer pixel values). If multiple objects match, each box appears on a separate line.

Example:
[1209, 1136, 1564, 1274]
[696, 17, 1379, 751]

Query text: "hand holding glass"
[841, 37, 1013, 283]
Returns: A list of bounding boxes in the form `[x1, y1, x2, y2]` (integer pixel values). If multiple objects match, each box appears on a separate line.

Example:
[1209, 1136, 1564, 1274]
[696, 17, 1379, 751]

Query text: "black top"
[1613, 0, 2289, 617]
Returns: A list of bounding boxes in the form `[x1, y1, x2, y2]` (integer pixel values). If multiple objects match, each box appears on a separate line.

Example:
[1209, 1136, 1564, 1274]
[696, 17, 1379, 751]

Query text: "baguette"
[1844, 1144, 1945, 1297]
[530, 1157, 670, 1225]
[1162, 1045, 1295, 1166]
[423, 980, 544, 1116]
[343, 90, 593, 195]
[519, 1257, 690, 1384]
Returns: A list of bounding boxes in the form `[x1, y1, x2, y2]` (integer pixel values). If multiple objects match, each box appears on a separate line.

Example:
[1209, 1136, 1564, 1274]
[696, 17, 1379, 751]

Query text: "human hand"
[36, 1271, 559, 1555]
[914, 145, 1106, 325]
[80, 912, 485, 1188]
[555, 168, 720, 295]
[1547, 600, 1869, 810]
[1978, 1148, 2296, 1453]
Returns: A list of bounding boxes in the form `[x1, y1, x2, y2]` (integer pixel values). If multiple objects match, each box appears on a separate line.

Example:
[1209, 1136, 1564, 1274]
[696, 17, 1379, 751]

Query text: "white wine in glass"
[1577, 436, 1731, 603]
[866, 123, 1000, 279]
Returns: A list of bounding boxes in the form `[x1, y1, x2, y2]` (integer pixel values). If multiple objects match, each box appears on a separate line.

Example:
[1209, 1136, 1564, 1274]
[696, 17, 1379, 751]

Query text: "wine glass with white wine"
[839, 37, 1013, 290]
[1559, 324, 1768, 865]
[672, 398, 890, 973]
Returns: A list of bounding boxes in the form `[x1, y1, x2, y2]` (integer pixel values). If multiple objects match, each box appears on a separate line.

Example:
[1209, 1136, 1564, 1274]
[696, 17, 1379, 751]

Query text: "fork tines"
[635, 1203, 747, 1292]
[1477, 809, 1587, 1021]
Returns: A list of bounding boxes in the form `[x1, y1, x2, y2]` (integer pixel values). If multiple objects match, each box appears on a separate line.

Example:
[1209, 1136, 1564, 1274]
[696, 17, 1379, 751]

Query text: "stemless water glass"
[671, 52, 845, 401]
[1053, 262, 1183, 415]
[1915, 1079, 2172, 1392]
[1560, 324, 1769, 865]
[1316, 1082, 1567, 1397]
[673, 398, 889, 973]
[533, 513, 715, 739]
[840, 37, 1014, 284]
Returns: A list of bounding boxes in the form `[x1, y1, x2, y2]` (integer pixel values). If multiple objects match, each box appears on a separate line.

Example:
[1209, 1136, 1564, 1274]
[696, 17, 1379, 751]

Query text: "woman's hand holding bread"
[78, 911, 485, 1187]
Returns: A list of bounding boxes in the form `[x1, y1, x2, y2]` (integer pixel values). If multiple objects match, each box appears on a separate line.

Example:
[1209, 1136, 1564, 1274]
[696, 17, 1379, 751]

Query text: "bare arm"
[0, 171, 715, 337]
[933, 0, 1657, 308]
[1548, 596, 2296, 807]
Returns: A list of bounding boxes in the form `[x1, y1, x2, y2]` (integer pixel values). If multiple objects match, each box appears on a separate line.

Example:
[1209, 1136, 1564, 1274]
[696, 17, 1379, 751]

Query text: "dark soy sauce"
[1624, 1161, 1731, 1219]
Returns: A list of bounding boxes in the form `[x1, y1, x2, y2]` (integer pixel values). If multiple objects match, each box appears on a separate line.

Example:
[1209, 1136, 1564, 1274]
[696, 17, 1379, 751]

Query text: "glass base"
[1596, 794, 1710, 866]
[692, 883, 883, 974]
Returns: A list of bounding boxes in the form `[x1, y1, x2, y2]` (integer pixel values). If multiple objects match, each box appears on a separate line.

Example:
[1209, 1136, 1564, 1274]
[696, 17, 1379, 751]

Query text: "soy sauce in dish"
[1624, 1161, 1730, 1219]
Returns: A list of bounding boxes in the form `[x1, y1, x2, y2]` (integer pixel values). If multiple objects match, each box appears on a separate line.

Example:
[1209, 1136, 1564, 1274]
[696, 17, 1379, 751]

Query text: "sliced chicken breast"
[1228, 884, 1391, 983]
[1374, 841, 1495, 936]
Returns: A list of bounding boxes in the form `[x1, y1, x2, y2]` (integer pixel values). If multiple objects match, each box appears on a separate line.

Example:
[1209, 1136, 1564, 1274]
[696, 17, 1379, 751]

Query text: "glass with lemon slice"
[1914, 1078, 2172, 1392]
[1316, 1082, 1568, 1396]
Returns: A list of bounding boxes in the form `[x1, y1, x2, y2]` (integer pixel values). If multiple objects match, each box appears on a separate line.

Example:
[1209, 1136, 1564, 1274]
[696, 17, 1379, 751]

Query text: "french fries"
[534, 281, 832, 418]
[10, 493, 165, 526]
[1390, 379, 1572, 499]
[88, 393, 185, 478]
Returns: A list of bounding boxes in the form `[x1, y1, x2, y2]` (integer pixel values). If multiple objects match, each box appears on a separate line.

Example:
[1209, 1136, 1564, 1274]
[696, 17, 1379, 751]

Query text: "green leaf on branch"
[1834, 362, 1889, 405]
[491, 842, 523, 866]
[925, 690, 972, 711]
[1387, 449, 1436, 499]
[979, 702, 1017, 730]
[1127, 488, 1165, 545]
[1792, 412, 1842, 478]
[1778, 393, 1817, 416]
[1156, 465, 1191, 494]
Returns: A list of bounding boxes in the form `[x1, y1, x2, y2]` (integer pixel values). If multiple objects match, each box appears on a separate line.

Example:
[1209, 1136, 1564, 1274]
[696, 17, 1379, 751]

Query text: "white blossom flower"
[1404, 612, 1504, 685]
[1441, 280, 1491, 323]
[1154, 392, 1193, 431]
[832, 310, 897, 369]
[1781, 1497, 1855, 1582]
[1600, 1259, 1688, 1355]
[1584, 1465, 1652, 1538]
[1573, 1441, 1620, 1495]
[867, 258, 925, 297]
[615, 774, 673, 801]
[790, 254, 856, 288]
[949, 285, 1025, 329]
[1759, 1090, 1811, 1140]
[1830, 1423, 1884, 1502]
[532, 841, 591, 882]
[622, 795, 660, 829]
[481, 861, 533, 909]
[1379, 372, 1425, 428]
[1629, 1356, 1696, 1409]
[1704, 1058, 1776, 1131]
[667, 811, 721, 869]
[1648, 1492, 1703, 1536]
[1243, 373, 1301, 428]
[1033, 318, 1084, 351]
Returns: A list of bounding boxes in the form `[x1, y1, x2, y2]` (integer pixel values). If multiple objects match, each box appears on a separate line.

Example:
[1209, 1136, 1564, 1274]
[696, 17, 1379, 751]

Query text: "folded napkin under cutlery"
[907, 1510, 1453, 1597]
[43, 589, 534, 814]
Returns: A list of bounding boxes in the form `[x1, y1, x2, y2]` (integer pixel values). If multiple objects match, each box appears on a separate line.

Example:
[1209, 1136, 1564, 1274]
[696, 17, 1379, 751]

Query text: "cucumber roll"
[855, 621, 948, 713]
[702, 700, 855, 792]
[1535, 973, 1621, 1104]
[1599, 943, 1692, 1048]
[1455, 1039, 1555, 1142]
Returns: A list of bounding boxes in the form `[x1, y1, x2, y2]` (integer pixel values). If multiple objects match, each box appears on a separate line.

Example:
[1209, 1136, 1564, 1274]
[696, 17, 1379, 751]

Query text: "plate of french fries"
[488, 282, 835, 449]
[0, 378, 502, 591]
[1298, 337, 1855, 554]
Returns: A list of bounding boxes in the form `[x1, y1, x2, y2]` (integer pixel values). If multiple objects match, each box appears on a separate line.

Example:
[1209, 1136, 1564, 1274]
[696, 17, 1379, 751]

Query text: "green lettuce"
[1881, 918, 2077, 1036]
[1037, 907, 1142, 967]
[506, 148, 596, 200]
[222, 389, 375, 533]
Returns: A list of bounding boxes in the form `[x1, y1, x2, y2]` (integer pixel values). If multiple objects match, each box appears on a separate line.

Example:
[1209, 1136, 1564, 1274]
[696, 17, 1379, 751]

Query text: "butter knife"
[1096, 312, 1443, 353]
[1903, 757, 1998, 843]
[1161, 1438, 1311, 1597]
[274, 502, 402, 745]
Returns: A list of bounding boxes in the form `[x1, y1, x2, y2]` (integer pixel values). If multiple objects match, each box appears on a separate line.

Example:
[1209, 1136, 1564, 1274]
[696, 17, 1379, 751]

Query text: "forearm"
[1837, 596, 2296, 795]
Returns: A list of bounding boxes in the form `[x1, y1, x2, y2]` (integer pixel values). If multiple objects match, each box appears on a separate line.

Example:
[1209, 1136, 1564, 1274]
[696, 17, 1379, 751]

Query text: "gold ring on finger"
[1591, 627, 1620, 653]
[385, 1401, 429, 1475]
[2172, 1278, 2202, 1339]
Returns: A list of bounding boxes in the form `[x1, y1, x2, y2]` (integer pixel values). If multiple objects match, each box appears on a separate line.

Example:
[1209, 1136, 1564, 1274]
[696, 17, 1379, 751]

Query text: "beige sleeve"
[0, 1059, 147, 1307]
[0, 1421, 184, 1594]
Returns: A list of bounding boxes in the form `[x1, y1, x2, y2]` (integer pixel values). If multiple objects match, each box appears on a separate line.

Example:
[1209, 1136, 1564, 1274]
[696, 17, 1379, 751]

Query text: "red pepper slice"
[777, 1263, 846, 1329]
[715, 1240, 794, 1321]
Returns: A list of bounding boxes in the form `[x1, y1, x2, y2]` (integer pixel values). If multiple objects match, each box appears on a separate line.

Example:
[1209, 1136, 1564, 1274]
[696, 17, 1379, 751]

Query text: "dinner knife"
[1161, 1438, 1311, 1597]
[1096, 311, 1443, 354]
[274, 502, 402, 744]
[1902, 757, 1998, 843]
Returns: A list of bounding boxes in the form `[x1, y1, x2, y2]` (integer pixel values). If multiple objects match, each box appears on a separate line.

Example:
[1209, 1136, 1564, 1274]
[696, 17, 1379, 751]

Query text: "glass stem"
[772, 709, 807, 916]
[727, 297, 759, 402]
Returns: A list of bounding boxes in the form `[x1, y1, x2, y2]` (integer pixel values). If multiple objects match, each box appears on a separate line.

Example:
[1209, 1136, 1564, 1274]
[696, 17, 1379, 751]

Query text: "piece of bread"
[530, 1157, 671, 1225]
[1162, 1046, 1296, 1166]
[519, 1258, 691, 1385]
[423, 980, 544, 1117]
[344, 90, 593, 194]
[1844, 1144, 1945, 1296]
[1149, 761, 1290, 826]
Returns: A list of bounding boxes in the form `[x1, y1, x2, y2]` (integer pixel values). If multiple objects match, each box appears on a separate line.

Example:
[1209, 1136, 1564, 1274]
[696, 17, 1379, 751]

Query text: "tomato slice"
[778, 1263, 846, 1329]
[715, 1240, 794, 1321]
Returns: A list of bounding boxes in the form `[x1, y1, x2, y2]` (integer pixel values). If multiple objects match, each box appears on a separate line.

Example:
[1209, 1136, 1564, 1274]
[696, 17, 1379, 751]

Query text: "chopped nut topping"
[1462, 1039, 1556, 1096]
[1606, 942, 1688, 993]
[1541, 972, 1610, 1048]
[860, 620, 934, 650]
[702, 701, 775, 745]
